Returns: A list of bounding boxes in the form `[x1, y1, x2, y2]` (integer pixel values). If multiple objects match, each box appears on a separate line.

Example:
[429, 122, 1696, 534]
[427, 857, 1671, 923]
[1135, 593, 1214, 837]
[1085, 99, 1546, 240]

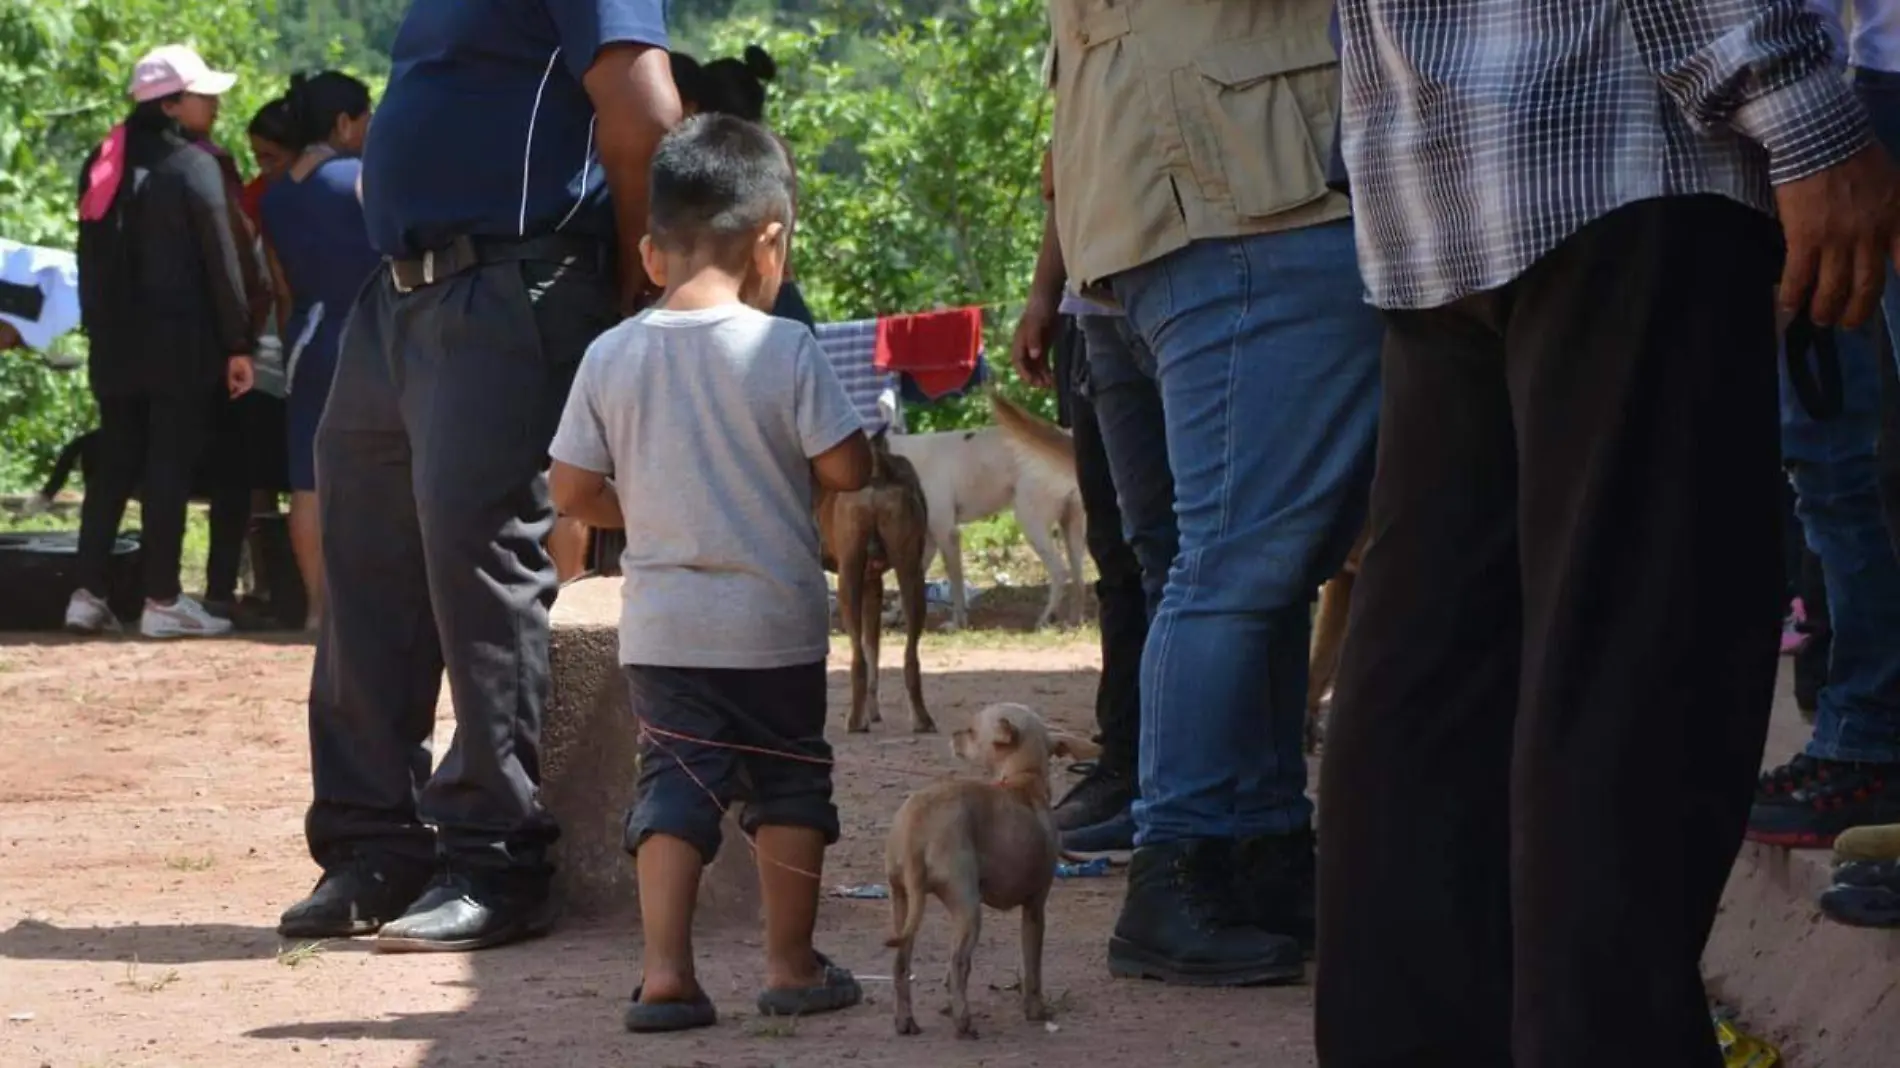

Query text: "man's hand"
[0, 321, 21, 351]
[1776, 144, 1900, 328]
[227, 354, 255, 398]
[1011, 292, 1059, 389]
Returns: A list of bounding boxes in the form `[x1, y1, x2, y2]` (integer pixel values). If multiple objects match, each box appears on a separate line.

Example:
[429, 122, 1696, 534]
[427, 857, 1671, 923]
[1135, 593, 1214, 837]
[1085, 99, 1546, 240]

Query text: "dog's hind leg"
[838, 549, 872, 733]
[1021, 890, 1051, 1022]
[891, 884, 922, 1035]
[943, 877, 982, 1039]
[858, 570, 886, 726]
[893, 543, 934, 733]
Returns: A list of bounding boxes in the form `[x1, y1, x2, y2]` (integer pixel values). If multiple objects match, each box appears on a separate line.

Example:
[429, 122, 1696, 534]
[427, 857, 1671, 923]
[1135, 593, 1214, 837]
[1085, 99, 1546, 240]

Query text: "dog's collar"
[993, 769, 1048, 804]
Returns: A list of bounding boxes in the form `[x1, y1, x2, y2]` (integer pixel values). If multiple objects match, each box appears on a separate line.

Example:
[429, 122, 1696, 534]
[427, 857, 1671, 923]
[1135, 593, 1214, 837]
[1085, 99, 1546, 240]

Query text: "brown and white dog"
[817, 427, 935, 733]
[884, 702, 1099, 1038]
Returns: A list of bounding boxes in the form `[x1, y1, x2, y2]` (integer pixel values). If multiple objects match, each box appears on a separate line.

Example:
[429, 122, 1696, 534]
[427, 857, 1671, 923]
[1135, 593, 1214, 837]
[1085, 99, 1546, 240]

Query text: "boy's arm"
[550, 461, 625, 529]
[794, 331, 872, 492]
[547, 350, 626, 528]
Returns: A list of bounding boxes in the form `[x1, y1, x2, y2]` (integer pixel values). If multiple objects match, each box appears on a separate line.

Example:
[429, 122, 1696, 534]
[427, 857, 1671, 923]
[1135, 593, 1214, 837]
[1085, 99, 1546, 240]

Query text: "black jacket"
[77, 118, 254, 398]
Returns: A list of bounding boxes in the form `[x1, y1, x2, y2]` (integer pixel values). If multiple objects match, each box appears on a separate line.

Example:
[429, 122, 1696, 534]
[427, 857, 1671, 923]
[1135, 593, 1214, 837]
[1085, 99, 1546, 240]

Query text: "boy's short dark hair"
[648, 113, 793, 260]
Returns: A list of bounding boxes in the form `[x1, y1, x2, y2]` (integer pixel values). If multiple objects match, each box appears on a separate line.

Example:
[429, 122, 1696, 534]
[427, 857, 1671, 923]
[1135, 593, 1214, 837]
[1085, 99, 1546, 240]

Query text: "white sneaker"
[64, 590, 121, 635]
[139, 595, 234, 639]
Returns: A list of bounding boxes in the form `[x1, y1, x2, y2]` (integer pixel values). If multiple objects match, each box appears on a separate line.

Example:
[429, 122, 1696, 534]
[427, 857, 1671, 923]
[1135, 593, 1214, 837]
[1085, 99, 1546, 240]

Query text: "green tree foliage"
[1, 0, 1052, 490]
[694, 0, 1051, 430]
[1, 0, 285, 491]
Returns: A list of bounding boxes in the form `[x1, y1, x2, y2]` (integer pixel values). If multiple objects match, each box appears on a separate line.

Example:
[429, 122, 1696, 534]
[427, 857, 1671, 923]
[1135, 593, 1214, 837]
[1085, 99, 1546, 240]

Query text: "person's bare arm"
[550, 461, 626, 529]
[811, 431, 872, 493]
[583, 43, 683, 315]
[1011, 146, 1065, 388]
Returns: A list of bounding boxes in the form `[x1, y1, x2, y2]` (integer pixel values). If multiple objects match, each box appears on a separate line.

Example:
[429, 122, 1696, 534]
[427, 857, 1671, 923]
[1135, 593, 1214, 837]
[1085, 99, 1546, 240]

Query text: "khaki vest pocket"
[1179, 31, 1336, 220]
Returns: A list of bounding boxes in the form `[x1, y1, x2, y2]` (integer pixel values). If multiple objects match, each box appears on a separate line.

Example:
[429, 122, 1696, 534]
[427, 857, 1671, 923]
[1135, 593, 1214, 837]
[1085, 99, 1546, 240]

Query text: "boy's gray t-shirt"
[549, 304, 864, 669]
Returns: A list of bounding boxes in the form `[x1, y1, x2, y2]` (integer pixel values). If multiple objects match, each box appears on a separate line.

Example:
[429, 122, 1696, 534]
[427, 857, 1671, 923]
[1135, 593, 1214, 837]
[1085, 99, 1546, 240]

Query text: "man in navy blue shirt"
[279, 0, 680, 952]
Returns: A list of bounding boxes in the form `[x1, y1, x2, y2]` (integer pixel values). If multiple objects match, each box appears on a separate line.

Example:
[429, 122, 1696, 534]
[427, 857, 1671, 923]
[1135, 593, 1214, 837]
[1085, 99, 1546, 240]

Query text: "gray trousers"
[305, 251, 617, 877]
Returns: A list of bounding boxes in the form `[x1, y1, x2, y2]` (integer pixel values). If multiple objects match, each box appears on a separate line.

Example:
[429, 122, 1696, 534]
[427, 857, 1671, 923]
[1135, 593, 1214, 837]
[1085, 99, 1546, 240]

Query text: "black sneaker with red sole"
[1746, 755, 1900, 849]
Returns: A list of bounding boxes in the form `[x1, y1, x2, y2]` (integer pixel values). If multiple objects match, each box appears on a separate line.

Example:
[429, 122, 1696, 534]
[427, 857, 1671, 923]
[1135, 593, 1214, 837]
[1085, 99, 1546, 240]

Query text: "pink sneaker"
[1781, 598, 1808, 656]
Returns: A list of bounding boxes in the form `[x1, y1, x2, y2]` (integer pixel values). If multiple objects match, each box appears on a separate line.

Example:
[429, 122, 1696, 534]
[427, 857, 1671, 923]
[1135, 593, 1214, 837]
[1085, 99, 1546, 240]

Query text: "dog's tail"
[867, 426, 895, 484]
[990, 391, 1076, 504]
[884, 855, 929, 948]
[38, 430, 91, 503]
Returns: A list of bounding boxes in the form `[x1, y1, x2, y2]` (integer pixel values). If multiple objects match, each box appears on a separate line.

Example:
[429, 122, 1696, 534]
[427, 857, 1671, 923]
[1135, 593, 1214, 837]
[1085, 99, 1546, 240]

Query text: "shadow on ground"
[0, 919, 367, 964]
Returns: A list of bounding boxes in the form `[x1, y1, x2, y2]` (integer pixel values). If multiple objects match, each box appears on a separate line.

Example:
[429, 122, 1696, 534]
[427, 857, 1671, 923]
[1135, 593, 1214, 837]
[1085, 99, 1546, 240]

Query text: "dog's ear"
[991, 716, 1020, 750]
[1050, 733, 1101, 762]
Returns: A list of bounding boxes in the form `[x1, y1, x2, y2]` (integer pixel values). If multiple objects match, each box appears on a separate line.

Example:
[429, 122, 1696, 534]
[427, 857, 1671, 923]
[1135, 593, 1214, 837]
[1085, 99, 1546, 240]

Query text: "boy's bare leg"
[636, 833, 704, 1002]
[756, 824, 826, 989]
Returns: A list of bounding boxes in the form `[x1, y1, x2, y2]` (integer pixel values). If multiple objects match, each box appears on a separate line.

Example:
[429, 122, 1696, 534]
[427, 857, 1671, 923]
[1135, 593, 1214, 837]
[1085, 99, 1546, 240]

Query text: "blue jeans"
[1108, 221, 1382, 843]
[1078, 314, 1176, 620]
[1783, 315, 1900, 763]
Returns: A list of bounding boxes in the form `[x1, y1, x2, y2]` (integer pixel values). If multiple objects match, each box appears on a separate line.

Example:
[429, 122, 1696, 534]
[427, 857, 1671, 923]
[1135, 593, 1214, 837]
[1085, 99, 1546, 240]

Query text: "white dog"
[888, 393, 1085, 629]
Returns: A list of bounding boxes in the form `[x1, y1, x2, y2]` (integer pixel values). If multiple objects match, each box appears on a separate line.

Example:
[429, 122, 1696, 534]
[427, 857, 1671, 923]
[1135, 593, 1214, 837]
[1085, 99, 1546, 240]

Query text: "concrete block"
[541, 576, 760, 922]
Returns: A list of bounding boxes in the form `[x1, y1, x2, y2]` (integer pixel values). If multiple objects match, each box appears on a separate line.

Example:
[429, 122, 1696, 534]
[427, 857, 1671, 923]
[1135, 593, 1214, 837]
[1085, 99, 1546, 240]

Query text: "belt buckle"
[390, 249, 437, 295]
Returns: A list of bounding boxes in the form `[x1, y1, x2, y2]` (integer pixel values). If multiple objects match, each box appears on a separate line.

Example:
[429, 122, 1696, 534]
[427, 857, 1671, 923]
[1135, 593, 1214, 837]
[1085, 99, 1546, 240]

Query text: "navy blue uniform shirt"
[362, 0, 669, 258]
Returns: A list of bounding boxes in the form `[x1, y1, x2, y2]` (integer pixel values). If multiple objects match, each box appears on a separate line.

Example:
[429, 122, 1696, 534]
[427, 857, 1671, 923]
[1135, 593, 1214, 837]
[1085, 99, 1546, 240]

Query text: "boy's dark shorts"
[623, 661, 837, 863]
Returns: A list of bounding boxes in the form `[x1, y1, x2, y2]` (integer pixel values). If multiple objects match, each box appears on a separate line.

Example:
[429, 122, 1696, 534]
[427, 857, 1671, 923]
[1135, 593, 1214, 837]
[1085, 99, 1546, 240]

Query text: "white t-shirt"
[549, 303, 865, 670]
[0, 239, 79, 351]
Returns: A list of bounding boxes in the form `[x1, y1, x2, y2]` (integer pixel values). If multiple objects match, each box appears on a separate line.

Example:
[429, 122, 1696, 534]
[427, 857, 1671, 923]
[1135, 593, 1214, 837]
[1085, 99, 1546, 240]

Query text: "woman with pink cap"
[67, 44, 256, 640]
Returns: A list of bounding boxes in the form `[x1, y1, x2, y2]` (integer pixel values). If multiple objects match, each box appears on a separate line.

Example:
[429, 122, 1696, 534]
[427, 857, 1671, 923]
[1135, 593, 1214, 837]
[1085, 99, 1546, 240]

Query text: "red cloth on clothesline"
[873, 306, 983, 401]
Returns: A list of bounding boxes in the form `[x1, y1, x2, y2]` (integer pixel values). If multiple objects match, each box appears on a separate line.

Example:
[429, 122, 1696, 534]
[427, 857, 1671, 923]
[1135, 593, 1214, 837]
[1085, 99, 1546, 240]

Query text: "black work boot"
[1107, 838, 1305, 987]
[278, 858, 430, 939]
[1054, 762, 1137, 832]
[372, 869, 556, 953]
[1235, 828, 1317, 957]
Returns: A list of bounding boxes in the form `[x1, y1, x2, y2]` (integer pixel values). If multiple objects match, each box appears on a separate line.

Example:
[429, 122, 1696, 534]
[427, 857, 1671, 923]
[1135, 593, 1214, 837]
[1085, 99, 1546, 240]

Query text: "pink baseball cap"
[128, 45, 238, 103]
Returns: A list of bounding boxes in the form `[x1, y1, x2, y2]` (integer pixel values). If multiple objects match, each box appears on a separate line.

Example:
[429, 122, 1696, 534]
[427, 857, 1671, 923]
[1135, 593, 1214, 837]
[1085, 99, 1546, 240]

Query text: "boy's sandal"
[755, 951, 864, 1017]
[624, 986, 718, 1033]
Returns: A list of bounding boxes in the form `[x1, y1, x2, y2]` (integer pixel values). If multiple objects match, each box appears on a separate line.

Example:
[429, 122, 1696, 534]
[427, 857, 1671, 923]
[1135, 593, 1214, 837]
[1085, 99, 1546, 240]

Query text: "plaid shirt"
[1339, 0, 1872, 310]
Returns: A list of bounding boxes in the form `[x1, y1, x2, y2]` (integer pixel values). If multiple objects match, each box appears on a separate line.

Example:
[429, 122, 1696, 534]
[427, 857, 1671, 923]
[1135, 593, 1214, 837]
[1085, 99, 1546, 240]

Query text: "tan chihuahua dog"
[884, 703, 1100, 1038]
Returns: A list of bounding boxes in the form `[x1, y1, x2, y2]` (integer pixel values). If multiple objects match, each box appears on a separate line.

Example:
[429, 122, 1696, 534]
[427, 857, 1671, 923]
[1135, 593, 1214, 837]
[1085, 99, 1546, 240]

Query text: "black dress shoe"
[278, 859, 430, 939]
[1107, 838, 1305, 987]
[372, 871, 556, 953]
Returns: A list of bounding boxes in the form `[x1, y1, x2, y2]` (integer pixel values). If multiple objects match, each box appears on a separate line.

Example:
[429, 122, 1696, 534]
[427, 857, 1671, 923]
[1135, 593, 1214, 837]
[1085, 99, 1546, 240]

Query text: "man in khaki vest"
[1046, 0, 1377, 986]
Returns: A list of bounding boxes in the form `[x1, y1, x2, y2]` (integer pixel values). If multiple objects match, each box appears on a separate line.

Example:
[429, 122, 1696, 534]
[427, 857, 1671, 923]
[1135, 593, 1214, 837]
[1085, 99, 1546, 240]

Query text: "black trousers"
[76, 389, 214, 604]
[198, 395, 255, 604]
[306, 253, 617, 878]
[1055, 314, 1147, 778]
[1316, 197, 1784, 1068]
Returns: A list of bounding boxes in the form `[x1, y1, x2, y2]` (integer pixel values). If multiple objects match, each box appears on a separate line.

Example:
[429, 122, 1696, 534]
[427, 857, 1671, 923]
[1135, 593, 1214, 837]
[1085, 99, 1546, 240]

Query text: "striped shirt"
[1338, 0, 1872, 310]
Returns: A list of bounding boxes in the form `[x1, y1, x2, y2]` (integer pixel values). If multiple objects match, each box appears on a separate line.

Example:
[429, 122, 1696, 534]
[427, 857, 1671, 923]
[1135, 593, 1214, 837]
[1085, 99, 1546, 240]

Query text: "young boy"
[547, 114, 872, 1033]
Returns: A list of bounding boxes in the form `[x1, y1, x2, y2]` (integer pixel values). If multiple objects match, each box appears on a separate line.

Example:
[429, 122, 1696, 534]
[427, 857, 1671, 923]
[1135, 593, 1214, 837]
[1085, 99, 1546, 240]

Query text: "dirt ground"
[0, 608, 1317, 1067]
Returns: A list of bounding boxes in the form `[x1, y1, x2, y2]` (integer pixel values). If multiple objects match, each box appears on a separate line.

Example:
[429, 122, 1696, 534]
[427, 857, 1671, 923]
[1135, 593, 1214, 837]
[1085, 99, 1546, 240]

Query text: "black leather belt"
[389, 233, 609, 294]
